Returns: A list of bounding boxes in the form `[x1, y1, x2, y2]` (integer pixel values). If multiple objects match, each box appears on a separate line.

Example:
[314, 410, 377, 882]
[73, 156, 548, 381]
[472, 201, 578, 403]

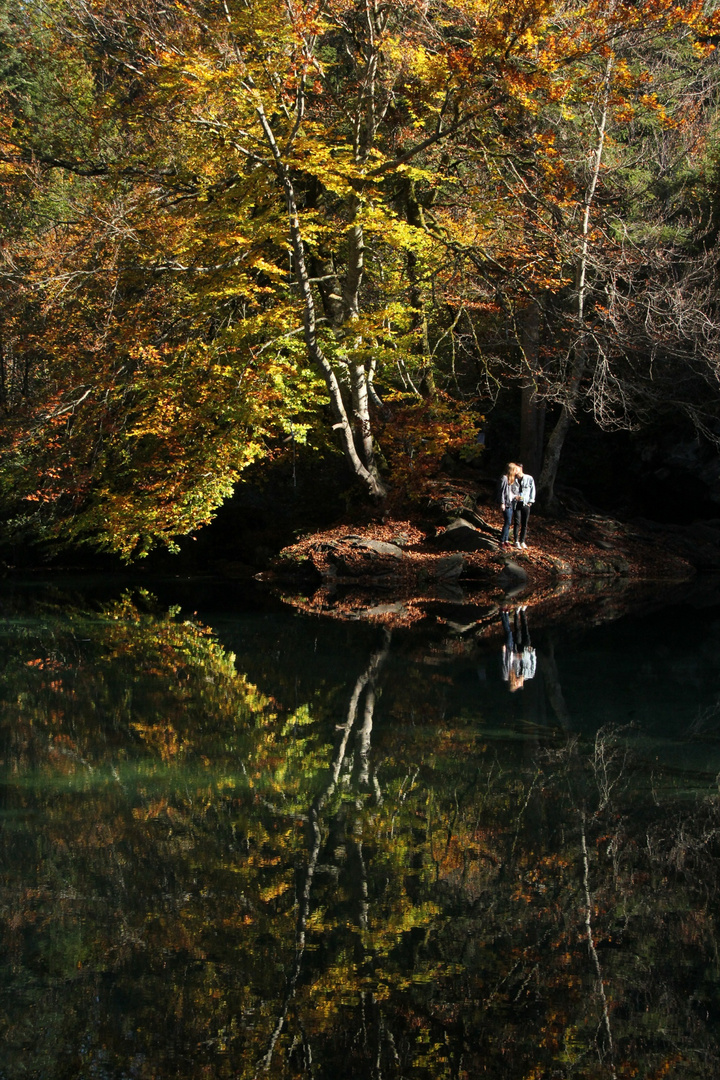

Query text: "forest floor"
[259, 473, 720, 633]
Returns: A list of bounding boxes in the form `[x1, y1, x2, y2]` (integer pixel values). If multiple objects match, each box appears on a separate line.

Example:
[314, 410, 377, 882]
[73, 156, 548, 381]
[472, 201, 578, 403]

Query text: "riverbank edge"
[252, 478, 720, 627]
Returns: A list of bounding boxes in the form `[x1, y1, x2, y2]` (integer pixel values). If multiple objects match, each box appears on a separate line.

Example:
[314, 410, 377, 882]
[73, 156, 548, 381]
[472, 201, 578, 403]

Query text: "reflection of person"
[513, 463, 536, 550]
[498, 462, 520, 550]
[500, 606, 536, 692]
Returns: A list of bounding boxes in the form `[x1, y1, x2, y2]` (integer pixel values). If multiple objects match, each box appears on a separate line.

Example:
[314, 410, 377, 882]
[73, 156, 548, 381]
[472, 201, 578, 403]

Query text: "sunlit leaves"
[1, 0, 719, 544]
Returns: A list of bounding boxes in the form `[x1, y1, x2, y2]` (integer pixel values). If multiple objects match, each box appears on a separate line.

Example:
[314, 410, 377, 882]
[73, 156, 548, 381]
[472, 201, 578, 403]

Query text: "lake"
[1, 577, 720, 1079]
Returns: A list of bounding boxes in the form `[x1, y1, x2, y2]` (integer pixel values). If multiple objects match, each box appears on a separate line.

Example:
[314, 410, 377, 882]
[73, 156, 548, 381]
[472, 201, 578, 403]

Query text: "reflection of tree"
[1, 593, 720, 1078]
[257, 631, 391, 1074]
[580, 806, 617, 1079]
[538, 634, 572, 731]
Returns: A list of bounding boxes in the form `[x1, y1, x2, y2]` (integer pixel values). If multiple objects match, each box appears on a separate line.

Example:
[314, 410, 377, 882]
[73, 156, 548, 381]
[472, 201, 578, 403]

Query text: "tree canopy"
[1, 0, 720, 554]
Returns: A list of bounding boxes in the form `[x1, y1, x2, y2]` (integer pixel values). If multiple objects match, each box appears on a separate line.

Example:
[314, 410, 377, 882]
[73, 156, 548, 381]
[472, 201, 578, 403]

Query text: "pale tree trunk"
[538, 56, 614, 512]
[580, 809, 617, 1078]
[249, 0, 392, 501]
[252, 98, 387, 500]
[256, 633, 391, 1074]
[519, 299, 545, 478]
[345, 196, 384, 482]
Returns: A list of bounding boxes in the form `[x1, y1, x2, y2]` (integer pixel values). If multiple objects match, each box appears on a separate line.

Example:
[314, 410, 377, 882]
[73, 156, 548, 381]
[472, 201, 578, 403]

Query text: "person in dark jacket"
[513, 463, 536, 549]
[497, 462, 520, 549]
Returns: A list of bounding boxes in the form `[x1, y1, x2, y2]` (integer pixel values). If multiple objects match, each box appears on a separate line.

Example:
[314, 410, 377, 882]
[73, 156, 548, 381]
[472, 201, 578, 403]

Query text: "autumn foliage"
[1, 0, 719, 553]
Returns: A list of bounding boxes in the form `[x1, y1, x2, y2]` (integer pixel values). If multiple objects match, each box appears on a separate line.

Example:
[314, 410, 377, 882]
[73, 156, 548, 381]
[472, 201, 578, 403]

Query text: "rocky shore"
[255, 477, 720, 629]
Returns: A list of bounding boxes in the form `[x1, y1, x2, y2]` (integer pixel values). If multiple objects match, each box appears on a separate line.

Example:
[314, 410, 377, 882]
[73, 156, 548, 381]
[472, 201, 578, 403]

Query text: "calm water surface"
[2, 579, 720, 1079]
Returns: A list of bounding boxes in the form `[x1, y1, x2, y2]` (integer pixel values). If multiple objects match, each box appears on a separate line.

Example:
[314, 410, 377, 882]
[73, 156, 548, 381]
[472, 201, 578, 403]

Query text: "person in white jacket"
[513, 464, 536, 549]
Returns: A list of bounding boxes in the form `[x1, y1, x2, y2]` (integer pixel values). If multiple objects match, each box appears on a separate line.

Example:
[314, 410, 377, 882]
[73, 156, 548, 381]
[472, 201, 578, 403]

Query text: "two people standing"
[498, 462, 536, 550]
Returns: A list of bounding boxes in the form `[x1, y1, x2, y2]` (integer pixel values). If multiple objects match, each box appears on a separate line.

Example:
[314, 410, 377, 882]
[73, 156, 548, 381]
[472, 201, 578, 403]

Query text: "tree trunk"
[253, 98, 387, 500]
[537, 56, 613, 512]
[537, 403, 573, 512]
[519, 300, 545, 478]
[520, 385, 545, 481]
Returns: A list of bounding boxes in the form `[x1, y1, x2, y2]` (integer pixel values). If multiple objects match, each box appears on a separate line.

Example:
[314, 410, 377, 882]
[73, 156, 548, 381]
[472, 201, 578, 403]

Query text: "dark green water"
[2, 579, 720, 1079]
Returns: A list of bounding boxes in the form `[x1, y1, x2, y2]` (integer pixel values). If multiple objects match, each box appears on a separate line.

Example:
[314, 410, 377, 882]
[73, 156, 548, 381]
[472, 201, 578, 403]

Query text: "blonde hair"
[508, 668, 524, 693]
[505, 462, 519, 482]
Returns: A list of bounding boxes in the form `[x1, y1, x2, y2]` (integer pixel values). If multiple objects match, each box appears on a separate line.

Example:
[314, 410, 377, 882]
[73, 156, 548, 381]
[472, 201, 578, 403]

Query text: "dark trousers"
[514, 609, 530, 650]
[500, 505, 514, 544]
[501, 609, 530, 650]
[513, 503, 531, 543]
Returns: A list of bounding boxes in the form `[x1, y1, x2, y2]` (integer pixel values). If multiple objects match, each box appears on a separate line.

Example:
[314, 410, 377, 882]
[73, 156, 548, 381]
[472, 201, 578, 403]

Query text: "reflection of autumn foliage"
[1, 595, 720, 1078]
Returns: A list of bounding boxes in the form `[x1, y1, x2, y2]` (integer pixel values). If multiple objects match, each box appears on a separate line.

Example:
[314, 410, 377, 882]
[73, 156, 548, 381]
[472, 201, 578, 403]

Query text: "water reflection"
[500, 605, 537, 692]
[1, 585, 720, 1078]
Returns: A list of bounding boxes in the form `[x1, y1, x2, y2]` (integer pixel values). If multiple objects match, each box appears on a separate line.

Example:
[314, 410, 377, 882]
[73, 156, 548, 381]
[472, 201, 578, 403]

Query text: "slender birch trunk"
[519, 298, 545, 478]
[538, 55, 614, 511]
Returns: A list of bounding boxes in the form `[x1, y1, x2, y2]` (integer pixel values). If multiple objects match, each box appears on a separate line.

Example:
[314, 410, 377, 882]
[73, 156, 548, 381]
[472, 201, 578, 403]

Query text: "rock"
[458, 503, 498, 534]
[364, 602, 407, 617]
[434, 518, 499, 552]
[327, 538, 404, 577]
[432, 554, 466, 580]
[269, 554, 323, 584]
[546, 555, 573, 579]
[364, 574, 402, 588]
[498, 559, 528, 585]
[425, 601, 498, 624]
[435, 584, 466, 602]
[349, 538, 404, 558]
[332, 552, 400, 577]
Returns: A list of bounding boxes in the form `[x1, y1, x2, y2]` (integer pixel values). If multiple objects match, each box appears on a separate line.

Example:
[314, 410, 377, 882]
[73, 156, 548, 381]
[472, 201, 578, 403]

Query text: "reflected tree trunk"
[538, 636, 572, 732]
[256, 631, 391, 1075]
[580, 809, 617, 1079]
